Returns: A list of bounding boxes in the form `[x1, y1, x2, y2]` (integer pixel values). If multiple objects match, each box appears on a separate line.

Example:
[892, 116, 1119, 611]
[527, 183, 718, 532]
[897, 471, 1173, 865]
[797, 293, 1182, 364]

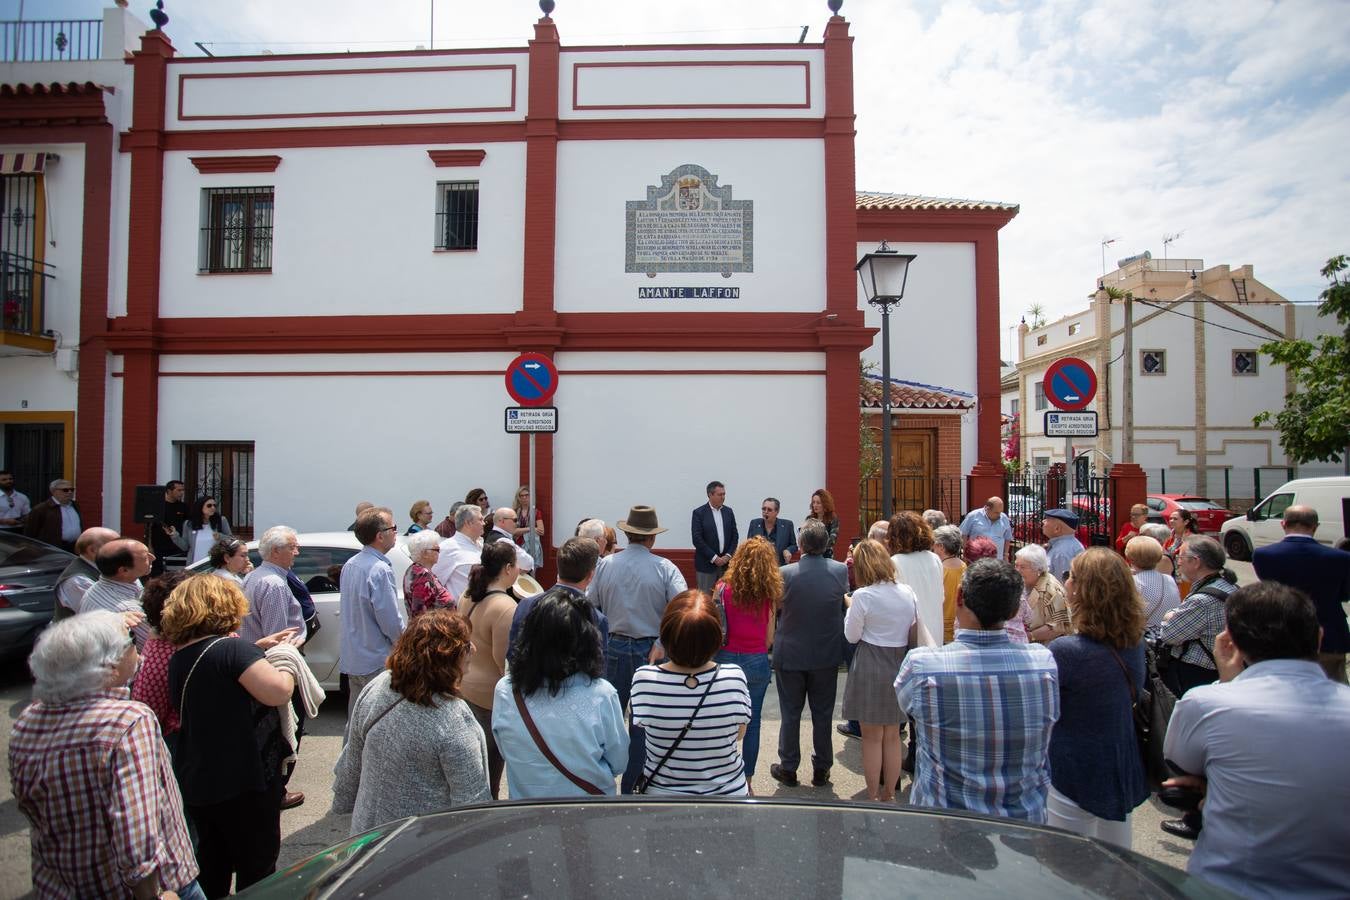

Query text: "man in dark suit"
[770, 519, 848, 788]
[747, 496, 797, 566]
[24, 479, 82, 552]
[1252, 505, 1350, 682]
[691, 480, 738, 592]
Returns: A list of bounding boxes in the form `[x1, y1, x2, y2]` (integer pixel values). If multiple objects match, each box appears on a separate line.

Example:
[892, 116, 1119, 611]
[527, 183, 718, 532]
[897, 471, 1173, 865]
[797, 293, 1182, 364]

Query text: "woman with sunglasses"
[209, 538, 251, 585]
[178, 496, 234, 566]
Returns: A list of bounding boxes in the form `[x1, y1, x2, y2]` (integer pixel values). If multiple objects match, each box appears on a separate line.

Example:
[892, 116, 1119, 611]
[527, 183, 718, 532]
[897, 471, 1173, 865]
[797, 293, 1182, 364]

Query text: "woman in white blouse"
[842, 539, 919, 801]
[177, 496, 233, 566]
[886, 511, 945, 643]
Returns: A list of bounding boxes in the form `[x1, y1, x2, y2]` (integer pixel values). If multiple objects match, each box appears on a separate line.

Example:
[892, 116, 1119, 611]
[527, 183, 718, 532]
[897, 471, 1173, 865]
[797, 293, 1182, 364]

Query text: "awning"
[0, 153, 52, 175]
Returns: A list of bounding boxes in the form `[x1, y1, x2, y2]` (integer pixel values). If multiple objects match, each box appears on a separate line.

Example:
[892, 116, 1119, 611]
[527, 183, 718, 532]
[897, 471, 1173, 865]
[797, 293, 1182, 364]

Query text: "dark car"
[238, 799, 1229, 899]
[0, 532, 75, 661]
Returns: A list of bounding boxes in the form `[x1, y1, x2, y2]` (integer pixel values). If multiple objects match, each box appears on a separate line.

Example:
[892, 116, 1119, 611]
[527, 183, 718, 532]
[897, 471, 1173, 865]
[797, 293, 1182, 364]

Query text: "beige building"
[1012, 255, 1338, 501]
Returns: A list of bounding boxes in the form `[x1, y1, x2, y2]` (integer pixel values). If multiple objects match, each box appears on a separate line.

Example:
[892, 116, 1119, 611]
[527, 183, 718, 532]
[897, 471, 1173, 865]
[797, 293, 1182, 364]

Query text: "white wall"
[155, 352, 521, 534]
[157, 143, 527, 318]
[553, 351, 826, 551]
[554, 140, 826, 312]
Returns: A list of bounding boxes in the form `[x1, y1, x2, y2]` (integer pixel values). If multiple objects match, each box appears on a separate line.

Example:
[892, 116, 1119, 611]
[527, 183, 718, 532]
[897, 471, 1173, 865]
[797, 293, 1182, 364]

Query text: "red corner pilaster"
[75, 124, 115, 527]
[974, 233, 1002, 467]
[822, 15, 858, 315]
[1108, 462, 1148, 550]
[119, 29, 173, 531]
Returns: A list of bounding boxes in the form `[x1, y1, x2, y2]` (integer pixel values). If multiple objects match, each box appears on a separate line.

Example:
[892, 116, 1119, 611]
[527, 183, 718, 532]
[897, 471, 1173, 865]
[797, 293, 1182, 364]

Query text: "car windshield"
[0, 533, 72, 569]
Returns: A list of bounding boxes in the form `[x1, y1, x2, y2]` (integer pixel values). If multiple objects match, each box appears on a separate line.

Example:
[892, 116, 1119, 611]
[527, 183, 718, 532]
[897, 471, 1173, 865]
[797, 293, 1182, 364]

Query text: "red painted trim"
[177, 65, 518, 121]
[136, 122, 526, 152]
[559, 119, 822, 140]
[189, 154, 282, 173]
[167, 47, 527, 64]
[427, 149, 486, 167]
[563, 43, 822, 52]
[561, 369, 826, 376]
[973, 232, 1002, 467]
[571, 60, 810, 111]
[150, 368, 829, 378]
[857, 207, 1018, 236]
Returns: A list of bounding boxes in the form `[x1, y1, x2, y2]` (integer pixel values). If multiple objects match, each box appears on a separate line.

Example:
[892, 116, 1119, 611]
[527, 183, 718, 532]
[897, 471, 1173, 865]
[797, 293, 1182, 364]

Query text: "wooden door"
[892, 429, 935, 513]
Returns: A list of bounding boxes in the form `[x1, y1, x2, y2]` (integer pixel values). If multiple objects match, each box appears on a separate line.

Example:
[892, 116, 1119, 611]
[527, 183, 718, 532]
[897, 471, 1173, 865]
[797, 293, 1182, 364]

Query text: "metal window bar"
[858, 476, 966, 533]
[0, 19, 102, 62]
[0, 175, 53, 335]
[200, 187, 273, 273]
[435, 181, 479, 250]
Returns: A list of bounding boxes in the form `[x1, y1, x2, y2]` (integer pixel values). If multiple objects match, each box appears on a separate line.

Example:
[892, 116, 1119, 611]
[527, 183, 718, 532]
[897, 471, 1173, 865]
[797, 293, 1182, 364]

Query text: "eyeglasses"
[1176, 553, 1199, 561]
[379, 525, 398, 534]
[54, 487, 74, 493]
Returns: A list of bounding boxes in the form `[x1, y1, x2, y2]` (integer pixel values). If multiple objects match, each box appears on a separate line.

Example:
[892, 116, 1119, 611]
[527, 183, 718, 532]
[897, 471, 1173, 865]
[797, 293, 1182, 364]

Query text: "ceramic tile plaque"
[625, 163, 753, 278]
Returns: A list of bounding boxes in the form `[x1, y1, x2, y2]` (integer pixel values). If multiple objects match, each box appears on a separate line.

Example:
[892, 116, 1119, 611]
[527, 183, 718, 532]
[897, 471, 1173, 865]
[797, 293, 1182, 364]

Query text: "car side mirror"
[1246, 509, 1256, 521]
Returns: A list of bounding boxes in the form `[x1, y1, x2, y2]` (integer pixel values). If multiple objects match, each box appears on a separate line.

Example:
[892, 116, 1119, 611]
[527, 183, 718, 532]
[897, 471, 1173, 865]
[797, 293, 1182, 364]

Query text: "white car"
[1220, 476, 1350, 561]
[188, 531, 413, 690]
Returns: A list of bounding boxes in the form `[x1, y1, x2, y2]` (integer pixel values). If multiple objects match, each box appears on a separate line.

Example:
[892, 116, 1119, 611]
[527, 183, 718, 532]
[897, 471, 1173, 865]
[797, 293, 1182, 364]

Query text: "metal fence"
[1146, 464, 1345, 512]
[1003, 465, 1113, 549]
[1, 252, 55, 336]
[858, 476, 965, 532]
[0, 19, 102, 62]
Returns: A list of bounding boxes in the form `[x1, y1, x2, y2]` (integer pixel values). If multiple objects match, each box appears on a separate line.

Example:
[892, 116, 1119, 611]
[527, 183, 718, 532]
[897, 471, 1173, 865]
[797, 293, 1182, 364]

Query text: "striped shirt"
[79, 578, 151, 648]
[9, 689, 198, 898]
[896, 629, 1060, 823]
[630, 664, 751, 796]
[1159, 574, 1235, 669]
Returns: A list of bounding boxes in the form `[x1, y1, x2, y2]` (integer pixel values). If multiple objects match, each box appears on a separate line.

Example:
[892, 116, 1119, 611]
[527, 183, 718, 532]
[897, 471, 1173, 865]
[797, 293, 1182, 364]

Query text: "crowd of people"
[5, 478, 1348, 899]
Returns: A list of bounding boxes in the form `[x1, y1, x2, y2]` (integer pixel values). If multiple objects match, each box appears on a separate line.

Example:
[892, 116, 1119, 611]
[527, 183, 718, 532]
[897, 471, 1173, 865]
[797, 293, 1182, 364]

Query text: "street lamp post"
[856, 241, 916, 522]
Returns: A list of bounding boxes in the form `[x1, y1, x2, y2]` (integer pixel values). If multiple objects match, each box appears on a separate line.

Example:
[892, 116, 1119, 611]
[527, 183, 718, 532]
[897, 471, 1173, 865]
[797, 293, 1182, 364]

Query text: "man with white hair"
[485, 507, 535, 572]
[24, 478, 81, 552]
[80, 539, 154, 648]
[434, 503, 486, 601]
[576, 517, 607, 552]
[239, 526, 306, 647]
[9, 611, 202, 899]
[54, 527, 119, 621]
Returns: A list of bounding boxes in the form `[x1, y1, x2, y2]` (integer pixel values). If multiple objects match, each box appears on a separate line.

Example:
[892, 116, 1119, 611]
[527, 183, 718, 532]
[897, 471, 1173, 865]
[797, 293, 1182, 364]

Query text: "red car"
[1146, 495, 1238, 534]
[1012, 496, 1110, 548]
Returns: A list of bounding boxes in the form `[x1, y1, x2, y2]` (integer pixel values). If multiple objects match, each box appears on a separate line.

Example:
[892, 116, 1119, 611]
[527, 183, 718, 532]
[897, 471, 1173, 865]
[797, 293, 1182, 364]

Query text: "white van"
[1219, 476, 1349, 561]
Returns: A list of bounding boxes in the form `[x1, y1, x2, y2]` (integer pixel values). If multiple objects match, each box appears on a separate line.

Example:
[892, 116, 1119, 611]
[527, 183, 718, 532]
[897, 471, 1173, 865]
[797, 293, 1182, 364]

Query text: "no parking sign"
[1042, 357, 1097, 412]
[504, 353, 559, 407]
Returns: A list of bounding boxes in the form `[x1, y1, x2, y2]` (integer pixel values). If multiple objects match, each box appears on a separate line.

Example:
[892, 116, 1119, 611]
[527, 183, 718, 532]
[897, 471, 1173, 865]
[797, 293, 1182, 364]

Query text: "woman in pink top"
[131, 571, 192, 752]
[711, 536, 783, 784]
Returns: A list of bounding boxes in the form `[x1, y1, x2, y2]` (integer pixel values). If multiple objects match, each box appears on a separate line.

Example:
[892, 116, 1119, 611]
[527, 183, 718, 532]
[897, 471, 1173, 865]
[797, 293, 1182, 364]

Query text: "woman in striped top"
[630, 590, 752, 796]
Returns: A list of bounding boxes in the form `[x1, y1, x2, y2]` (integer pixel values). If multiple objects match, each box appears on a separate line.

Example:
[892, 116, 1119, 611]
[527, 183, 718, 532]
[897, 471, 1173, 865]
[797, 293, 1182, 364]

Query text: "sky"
[11, 0, 1350, 360]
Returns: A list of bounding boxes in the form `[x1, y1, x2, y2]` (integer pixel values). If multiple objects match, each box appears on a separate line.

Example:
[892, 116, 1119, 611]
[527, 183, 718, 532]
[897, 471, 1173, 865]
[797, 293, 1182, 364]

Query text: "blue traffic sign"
[1042, 357, 1097, 412]
[505, 353, 559, 407]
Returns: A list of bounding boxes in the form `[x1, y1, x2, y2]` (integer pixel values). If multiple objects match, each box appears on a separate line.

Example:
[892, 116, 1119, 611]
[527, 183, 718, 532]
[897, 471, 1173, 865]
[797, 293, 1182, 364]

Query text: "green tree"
[1253, 255, 1350, 464]
[859, 359, 882, 484]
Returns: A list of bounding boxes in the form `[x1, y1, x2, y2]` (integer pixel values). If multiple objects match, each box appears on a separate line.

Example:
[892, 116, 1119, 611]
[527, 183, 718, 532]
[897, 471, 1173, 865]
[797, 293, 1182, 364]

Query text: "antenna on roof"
[1162, 231, 1184, 261]
[1100, 237, 1116, 276]
[798, 25, 809, 42]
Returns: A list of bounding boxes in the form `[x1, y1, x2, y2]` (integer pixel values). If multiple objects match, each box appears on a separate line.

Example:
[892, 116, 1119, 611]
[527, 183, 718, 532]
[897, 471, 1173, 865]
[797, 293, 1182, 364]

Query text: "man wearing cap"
[589, 505, 688, 794]
[959, 497, 1014, 561]
[1042, 509, 1084, 583]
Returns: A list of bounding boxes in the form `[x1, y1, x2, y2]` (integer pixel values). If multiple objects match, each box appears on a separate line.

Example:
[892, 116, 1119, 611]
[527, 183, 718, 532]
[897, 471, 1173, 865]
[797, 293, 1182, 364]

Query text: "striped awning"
[0, 153, 51, 175]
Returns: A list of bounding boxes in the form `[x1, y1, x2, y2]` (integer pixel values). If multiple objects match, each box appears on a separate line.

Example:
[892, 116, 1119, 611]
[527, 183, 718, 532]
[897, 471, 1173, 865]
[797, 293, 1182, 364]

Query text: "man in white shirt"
[485, 508, 534, 572]
[0, 469, 30, 533]
[434, 503, 485, 601]
[1163, 581, 1350, 898]
[691, 480, 737, 592]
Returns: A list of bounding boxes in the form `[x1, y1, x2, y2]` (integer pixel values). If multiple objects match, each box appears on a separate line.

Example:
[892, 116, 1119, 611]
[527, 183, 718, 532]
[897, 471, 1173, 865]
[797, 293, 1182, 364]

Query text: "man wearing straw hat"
[589, 505, 688, 793]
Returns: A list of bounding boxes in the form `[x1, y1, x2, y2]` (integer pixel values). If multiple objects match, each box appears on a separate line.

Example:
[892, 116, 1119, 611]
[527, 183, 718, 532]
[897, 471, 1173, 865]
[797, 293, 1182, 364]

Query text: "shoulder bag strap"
[512, 688, 605, 795]
[178, 636, 229, 713]
[1107, 646, 1139, 706]
[643, 665, 720, 789]
[362, 696, 405, 738]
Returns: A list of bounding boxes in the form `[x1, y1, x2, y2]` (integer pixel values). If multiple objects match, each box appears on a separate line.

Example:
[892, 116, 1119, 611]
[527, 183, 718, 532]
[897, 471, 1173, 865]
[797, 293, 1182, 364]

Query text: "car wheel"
[1223, 530, 1251, 562]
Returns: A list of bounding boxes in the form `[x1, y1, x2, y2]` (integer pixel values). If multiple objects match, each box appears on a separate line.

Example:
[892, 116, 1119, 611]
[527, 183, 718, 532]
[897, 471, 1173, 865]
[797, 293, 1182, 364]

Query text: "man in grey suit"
[770, 519, 848, 787]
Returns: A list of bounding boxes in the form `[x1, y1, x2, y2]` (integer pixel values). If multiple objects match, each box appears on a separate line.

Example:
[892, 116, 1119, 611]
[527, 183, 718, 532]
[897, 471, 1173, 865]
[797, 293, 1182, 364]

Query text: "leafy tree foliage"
[1254, 255, 1350, 464]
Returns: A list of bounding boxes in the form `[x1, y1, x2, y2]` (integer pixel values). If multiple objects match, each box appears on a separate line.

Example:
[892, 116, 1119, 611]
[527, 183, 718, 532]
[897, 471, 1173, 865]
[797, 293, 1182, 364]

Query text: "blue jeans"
[715, 650, 771, 777]
[605, 634, 656, 794]
[178, 880, 207, 900]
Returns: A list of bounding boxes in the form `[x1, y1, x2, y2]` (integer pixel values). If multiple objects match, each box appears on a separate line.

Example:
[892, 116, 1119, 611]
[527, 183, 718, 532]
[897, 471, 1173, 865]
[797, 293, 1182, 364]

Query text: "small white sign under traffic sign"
[505, 406, 558, 433]
[1044, 410, 1098, 438]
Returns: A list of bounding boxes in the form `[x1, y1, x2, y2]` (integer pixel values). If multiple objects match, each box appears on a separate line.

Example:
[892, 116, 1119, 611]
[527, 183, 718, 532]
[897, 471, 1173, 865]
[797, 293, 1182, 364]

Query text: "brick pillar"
[1109, 462, 1147, 551]
[966, 461, 1004, 519]
[1045, 462, 1066, 510]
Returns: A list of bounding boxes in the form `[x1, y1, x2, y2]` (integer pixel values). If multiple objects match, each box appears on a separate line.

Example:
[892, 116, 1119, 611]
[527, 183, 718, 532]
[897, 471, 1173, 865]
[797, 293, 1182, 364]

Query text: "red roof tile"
[856, 191, 1018, 212]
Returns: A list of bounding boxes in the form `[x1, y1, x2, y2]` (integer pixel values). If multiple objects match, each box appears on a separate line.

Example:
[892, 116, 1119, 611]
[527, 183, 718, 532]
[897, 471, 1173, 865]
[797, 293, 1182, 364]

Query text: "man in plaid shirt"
[896, 559, 1060, 822]
[9, 611, 201, 899]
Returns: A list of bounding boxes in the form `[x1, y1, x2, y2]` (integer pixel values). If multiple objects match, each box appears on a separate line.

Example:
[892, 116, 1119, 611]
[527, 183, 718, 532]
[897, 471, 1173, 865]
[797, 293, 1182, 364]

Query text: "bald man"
[53, 527, 120, 621]
[486, 507, 535, 572]
[959, 497, 1014, 561]
[80, 539, 155, 647]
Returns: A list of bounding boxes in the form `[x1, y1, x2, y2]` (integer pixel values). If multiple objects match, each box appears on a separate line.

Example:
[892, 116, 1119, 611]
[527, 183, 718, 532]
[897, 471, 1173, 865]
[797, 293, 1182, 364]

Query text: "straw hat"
[617, 505, 666, 536]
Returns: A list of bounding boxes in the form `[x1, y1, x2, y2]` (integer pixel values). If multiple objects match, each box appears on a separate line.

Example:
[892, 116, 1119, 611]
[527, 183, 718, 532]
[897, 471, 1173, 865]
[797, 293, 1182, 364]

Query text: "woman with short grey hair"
[1013, 543, 1071, 643]
[29, 610, 134, 704]
[931, 526, 965, 643]
[404, 528, 455, 618]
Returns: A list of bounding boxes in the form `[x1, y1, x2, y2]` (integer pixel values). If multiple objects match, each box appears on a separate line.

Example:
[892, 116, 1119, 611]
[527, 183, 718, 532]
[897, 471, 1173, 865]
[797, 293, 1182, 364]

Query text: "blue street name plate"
[637, 287, 740, 300]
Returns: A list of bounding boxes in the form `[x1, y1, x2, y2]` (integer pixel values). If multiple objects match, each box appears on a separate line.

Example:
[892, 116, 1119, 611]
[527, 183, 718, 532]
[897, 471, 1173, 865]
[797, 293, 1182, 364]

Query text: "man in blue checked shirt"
[895, 558, 1060, 822]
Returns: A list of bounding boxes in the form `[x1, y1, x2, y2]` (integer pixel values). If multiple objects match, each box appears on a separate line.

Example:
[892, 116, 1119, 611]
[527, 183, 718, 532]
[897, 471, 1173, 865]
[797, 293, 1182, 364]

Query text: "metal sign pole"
[528, 432, 536, 553]
[1064, 437, 1075, 504]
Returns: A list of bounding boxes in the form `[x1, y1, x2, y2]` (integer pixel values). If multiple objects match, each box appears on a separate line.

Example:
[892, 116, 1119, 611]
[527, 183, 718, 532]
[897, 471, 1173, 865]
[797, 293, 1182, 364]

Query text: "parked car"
[1012, 495, 1109, 549]
[237, 798, 1227, 899]
[1145, 495, 1237, 534]
[186, 531, 413, 690]
[1220, 476, 1350, 562]
[0, 532, 75, 662]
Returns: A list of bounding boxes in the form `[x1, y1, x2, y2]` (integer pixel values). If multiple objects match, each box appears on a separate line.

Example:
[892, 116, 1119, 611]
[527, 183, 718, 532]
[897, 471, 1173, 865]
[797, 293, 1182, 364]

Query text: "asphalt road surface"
[2, 561, 1265, 896]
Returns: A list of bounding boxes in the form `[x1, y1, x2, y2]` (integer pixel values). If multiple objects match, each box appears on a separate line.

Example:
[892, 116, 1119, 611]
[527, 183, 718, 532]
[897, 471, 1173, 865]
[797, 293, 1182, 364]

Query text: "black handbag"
[1111, 644, 1176, 790]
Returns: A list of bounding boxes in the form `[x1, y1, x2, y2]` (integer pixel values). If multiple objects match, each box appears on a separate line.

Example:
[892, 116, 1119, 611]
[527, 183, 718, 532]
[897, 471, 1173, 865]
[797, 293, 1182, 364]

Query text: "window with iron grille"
[199, 187, 273, 273]
[1034, 382, 1047, 411]
[435, 181, 479, 250]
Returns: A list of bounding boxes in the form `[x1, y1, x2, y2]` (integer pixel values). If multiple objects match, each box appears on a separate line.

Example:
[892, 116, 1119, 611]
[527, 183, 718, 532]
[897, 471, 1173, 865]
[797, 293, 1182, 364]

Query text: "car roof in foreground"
[241, 798, 1229, 900]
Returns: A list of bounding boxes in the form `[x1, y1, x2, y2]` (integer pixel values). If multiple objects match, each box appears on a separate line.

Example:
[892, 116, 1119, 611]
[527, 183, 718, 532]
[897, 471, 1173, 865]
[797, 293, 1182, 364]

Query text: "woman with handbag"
[712, 536, 782, 784]
[492, 591, 628, 797]
[841, 539, 919, 802]
[629, 590, 752, 795]
[332, 609, 489, 834]
[1046, 547, 1148, 849]
[458, 541, 520, 799]
[163, 575, 299, 898]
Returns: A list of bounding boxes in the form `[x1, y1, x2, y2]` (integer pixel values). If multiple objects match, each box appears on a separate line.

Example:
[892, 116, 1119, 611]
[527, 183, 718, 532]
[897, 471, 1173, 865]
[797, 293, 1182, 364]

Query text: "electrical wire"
[1134, 298, 1284, 343]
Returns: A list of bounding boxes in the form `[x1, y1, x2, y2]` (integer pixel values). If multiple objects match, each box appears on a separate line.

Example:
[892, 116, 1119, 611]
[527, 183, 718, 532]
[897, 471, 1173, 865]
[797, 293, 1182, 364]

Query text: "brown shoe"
[282, 790, 305, 810]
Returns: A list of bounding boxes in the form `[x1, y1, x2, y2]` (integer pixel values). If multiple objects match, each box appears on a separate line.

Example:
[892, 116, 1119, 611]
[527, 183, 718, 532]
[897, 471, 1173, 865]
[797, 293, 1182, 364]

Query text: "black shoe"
[901, 746, 915, 775]
[812, 768, 831, 787]
[769, 764, 798, 787]
[1160, 819, 1200, 840]
[836, 723, 861, 739]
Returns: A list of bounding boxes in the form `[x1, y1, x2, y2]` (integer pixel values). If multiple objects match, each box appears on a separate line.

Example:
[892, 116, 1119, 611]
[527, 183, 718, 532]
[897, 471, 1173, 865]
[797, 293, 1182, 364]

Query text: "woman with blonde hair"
[1047, 548, 1148, 849]
[711, 536, 782, 782]
[510, 484, 546, 561]
[163, 575, 298, 896]
[842, 539, 919, 801]
[406, 500, 433, 535]
[1124, 535, 1181, 631]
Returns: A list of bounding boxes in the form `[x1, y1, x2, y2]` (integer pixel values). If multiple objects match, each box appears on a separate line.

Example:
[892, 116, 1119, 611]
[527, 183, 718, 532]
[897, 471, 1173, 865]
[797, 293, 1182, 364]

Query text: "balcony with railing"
[0, 252, 56, 353]
[0, 19, 103, 62]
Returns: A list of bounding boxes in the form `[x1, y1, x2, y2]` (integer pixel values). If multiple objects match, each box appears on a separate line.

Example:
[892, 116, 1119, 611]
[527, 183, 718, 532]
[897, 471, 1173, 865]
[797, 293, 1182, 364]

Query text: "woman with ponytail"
[456, 540, 519, 799]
